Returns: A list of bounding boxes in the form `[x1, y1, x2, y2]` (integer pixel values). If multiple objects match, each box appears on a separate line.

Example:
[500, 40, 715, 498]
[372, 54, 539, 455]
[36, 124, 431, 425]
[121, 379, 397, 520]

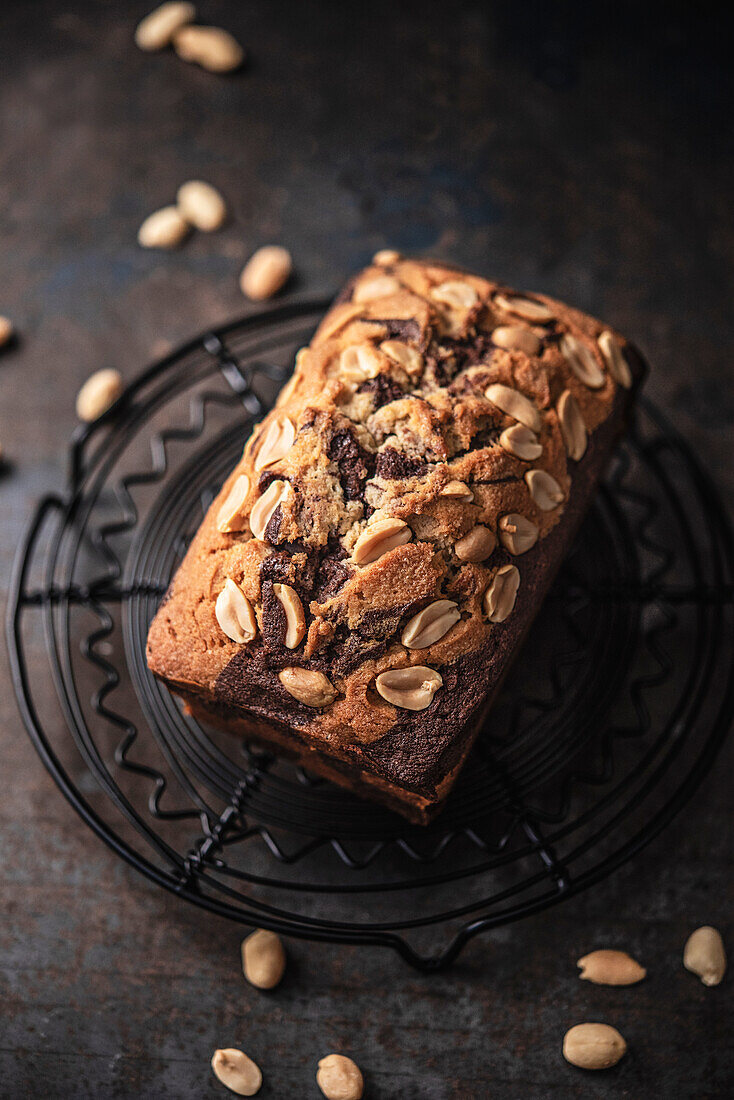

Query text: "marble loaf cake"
[146, 255, 644, 823]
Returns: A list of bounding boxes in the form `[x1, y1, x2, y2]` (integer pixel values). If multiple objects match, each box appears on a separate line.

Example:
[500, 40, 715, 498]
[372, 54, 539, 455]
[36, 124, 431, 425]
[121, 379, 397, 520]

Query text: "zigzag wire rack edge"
[7, 302, 734, 970]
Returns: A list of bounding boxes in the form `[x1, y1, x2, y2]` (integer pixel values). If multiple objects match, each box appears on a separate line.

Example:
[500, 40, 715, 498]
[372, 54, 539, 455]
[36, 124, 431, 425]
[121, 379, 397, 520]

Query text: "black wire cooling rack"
[7, 300, 734, 970]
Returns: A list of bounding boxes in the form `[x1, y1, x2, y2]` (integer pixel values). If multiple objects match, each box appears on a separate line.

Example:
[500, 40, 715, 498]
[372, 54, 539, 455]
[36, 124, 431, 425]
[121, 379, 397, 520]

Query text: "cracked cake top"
[147, 254, 634, 757]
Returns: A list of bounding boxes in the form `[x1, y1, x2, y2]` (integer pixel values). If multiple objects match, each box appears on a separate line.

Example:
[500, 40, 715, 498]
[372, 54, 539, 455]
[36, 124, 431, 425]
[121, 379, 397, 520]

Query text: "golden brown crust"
[146, 256, 642, 819]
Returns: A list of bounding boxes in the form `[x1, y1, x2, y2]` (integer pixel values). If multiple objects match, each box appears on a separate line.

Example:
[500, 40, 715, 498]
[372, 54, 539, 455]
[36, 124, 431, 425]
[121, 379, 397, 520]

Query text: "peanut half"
[254, 416, 296, 471]
[598, 330, 632, 388]
[684, 926, 727, 986]
[499, 423, 543, 461]
[272, 583, 305, 649]
[173, 25, 244, 72]
[217, 475, 251, 533]
[492, 324, 541, 356]
[372, 248, 401, 265]
[562, 1023, 627, 1070]
[135, 2, 196, 51]
[557, 389, 587, 461]
[0, 315, 14, 348]
[76, 369, 123, 422]
[484, 564, 520, 623]
[494, 292, 554, 323]
[176, 179, 227, 231]
[352, 517, 411, 566]
[375, 666, 442, 711]
[316, 1054, 364, 1100]
[211, 1048, 262, 1096]
[241, 929, 286, 990]
[498, 513, 539, 555]
[240, 246, 292, 301]
[525, 469, 564, 512]
[485, 383, 541, 433]
[577, 949, 646, 986]
[454, 525, 496, 563]
[439, 479, 474, 502]
[379, 339, 424, 378]
[431, 280, 479, 310]
[279, 667, 337, 708]
[215, 580, 257, 644]
[401, 600, 460, 649]
[352, 275, 400, 303]
[339, 343, 383, 384]
[560, 332, 605, 389]
[249, 479, 291, 541]
[138, 205, 189, 249]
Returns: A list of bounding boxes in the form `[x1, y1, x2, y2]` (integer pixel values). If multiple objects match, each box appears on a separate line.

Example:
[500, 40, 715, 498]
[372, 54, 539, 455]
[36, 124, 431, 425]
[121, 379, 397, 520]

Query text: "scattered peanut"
[138, 205, 189, 249]
[316, 1054, 364, 1100]
[562, 1023, 627, 1070]
[176, 179, 227, 230]
[75, 369, 123, 422]
[0, 315, 14, 348]
[241, 929, 286, 990]
[211, 1048, 262, 1096]
[684, 926, 726, 986]
[240, 246, 293, 301]
[173, 24, 244, 72]
[135, 2, 195, 51]
[577, 949, 646, 986]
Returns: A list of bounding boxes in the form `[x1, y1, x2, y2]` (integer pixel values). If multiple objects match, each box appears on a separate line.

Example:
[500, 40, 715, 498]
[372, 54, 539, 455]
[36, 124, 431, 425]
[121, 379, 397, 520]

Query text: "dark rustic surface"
[1, 2, 733, 1097]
